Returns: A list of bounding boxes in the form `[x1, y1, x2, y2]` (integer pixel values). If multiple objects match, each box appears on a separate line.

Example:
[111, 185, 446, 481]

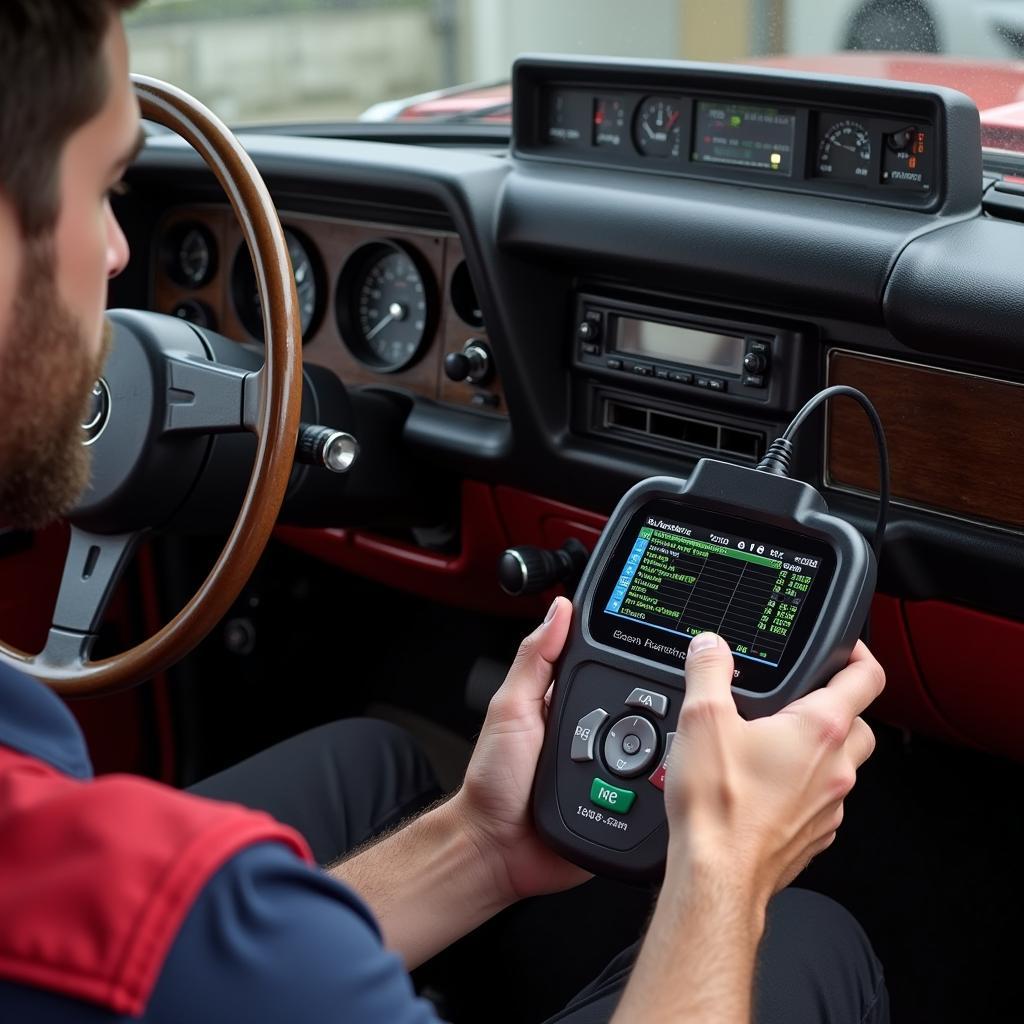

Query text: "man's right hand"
[612, 634, 885, 1024]
[665, 631, 885, 904]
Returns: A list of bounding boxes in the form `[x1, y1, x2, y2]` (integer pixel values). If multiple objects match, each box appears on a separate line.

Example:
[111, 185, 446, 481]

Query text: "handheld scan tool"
[533, 387, 889, 881]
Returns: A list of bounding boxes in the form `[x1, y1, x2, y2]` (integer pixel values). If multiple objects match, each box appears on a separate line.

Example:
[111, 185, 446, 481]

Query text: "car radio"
[574, 294, 795, 404]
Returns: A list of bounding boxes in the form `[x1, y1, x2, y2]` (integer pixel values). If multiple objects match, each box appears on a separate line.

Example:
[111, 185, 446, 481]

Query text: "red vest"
[0, 745, 313, 1015]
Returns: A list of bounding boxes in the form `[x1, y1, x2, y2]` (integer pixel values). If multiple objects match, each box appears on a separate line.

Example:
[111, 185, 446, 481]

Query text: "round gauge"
[170, 298, 216, 330]
[816, 120, 872, 181]
[633, 96, 683, 158]
[162, 222, 217, 288]
[231, 227, 324, 342]
[336, 240, 435, 373]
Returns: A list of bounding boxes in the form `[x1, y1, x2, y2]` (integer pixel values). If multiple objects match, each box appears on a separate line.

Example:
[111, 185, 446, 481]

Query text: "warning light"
[730, 115, 742, 127]
[770, 153, 782, 168]
[909, 157, 917, 169]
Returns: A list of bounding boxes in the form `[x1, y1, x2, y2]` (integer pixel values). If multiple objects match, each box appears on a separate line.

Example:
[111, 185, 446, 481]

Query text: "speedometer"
[816, 119, 872, 181]
[336, 240, 435, 372]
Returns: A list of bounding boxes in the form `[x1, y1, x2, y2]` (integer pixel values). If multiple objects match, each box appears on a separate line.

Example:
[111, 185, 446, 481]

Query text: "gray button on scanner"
[571, 708, 608, 762]
[625, 687, 669, 718]
[604, 715, 659, 778]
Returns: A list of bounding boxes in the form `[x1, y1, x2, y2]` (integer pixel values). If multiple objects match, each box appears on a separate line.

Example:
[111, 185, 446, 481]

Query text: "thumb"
[681, 632, 737, 710]
[502, 596, 573, 700]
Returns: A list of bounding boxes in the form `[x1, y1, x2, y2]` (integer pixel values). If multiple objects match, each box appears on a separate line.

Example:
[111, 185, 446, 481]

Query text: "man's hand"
[332, 598, 586, 968]
[665, 633, 884, 900]
[449, 596, 591, 903]
[613, 632, 885, 1024]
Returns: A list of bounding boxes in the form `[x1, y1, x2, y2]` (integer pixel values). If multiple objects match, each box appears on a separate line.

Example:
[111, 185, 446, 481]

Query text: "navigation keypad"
[603, 714, 659, 778]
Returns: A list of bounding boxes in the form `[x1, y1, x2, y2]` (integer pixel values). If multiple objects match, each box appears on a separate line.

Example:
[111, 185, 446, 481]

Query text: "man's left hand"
[450, 596, 591, 903]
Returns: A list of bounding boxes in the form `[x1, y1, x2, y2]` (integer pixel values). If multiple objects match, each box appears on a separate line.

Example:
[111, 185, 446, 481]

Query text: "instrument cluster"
[152, 210, 503, 412]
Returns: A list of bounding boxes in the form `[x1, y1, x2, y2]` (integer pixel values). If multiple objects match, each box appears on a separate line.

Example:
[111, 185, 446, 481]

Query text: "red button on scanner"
[647, 731, 675, 791]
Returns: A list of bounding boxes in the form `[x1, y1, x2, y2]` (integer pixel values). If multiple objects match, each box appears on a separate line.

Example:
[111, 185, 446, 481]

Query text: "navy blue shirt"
[0, 662, 440, 1023]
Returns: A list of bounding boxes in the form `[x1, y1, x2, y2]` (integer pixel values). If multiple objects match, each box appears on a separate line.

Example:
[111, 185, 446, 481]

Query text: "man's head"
[0, 1, 142, 528]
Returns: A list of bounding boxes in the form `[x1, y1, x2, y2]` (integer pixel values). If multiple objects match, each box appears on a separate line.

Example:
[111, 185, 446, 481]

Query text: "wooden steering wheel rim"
[0, 75, 303, 696]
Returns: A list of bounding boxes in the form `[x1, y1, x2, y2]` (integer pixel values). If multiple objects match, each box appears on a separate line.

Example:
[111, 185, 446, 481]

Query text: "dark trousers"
[190, 719, 889, 1024]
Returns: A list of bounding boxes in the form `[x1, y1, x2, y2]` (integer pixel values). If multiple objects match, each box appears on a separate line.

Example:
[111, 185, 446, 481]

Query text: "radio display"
[692, 101, 797, 176]
[589, 501, 835, 692]
[614, 317, 744, 373]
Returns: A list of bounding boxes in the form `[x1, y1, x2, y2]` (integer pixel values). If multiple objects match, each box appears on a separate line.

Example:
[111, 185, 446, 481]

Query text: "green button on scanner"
[590, 777, 636, 813]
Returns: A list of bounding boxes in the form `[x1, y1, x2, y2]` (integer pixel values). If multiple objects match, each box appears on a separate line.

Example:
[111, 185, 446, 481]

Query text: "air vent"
[599, 396, 763, 461]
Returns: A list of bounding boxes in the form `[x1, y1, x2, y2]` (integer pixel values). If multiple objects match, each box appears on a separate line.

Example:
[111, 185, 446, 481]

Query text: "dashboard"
[114, 56, 1024, 761]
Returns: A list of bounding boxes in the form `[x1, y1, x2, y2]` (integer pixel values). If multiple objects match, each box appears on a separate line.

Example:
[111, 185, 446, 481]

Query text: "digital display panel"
[589, 501, 835, 692]
[614, 317, 744, 373]
[692, 101, 797, 176]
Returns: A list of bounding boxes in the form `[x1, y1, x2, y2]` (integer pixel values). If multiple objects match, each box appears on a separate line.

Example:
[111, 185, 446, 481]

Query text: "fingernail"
[688, 632, 721, 654]
[543, 599, 558, 624]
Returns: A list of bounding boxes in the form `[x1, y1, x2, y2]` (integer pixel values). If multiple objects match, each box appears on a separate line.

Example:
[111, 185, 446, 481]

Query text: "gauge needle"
[643, 121, 655, 139]
[365, 314, 394, 341]
[666, 111, 680, 131]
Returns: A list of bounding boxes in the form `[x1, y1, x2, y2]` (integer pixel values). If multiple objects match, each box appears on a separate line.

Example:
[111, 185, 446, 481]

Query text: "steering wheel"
[0, 76, 303, 697]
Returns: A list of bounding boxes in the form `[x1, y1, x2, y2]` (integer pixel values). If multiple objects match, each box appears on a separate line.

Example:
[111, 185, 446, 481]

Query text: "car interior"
[1, 43, 1022, 1024]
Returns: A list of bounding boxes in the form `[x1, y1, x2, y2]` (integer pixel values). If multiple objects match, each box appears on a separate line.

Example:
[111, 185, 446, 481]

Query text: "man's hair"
[0, 0, 140, 237]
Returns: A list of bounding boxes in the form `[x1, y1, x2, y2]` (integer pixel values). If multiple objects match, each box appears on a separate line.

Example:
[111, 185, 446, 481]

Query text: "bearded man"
[0, 4, 888, 1022]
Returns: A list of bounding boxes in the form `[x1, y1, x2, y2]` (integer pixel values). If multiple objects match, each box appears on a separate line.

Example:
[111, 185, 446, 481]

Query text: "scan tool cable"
[756, 385, 890, 566]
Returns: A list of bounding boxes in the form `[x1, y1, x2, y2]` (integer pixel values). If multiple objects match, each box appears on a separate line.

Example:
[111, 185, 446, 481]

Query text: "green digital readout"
[604, 522, 821, 667]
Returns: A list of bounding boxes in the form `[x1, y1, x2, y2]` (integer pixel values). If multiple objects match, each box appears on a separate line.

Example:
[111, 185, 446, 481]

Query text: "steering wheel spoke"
[163, 355, 262, 435]
[38, 528, 142, 670]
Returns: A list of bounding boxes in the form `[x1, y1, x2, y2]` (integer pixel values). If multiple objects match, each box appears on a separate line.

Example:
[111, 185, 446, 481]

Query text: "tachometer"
[231, 227, 323, 342]
[816, 119, 872, 181]
[336, 240, 435, 373]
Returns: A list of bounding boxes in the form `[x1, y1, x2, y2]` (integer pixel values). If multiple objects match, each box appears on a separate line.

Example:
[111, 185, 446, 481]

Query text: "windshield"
[126, 0, 1024, 152]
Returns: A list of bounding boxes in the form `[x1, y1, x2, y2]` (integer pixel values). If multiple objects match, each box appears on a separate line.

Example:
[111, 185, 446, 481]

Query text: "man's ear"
[0, 189, 23, 347]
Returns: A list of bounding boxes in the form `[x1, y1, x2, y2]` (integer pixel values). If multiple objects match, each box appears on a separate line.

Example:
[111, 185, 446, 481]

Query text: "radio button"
[743, 373, 765, 388]
[606, 358, 623, 370]
[654, 367, 669, 380]
[743, 351, 767, 374]
[747, 339, 770, 355]
[707, 378, 726, 392]
[581, 343, 600, 355]
[632, 364, 653, 377]
[668, 370, 693, 384]
[571, 708, 609, 762]
[695, 376, 710, 388]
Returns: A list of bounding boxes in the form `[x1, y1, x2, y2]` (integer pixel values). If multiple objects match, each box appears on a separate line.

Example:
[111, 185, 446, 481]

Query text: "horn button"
[71, 309, 254, 535]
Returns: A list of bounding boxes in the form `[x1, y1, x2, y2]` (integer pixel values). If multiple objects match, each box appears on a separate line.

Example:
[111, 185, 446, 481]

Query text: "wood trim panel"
[152, 208, 506, 414]
[826, 350, 1024, 530]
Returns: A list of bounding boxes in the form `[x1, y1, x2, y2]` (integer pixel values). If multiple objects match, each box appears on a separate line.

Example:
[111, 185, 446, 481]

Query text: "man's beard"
[0, 238, 111, 529]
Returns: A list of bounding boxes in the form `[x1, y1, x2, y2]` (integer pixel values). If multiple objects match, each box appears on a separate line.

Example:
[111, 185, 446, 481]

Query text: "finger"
[845, 716, 876, 768]
[679, 633, 738, 714]
[501, 597, 573, 701]
[788, 645, 885, 724]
